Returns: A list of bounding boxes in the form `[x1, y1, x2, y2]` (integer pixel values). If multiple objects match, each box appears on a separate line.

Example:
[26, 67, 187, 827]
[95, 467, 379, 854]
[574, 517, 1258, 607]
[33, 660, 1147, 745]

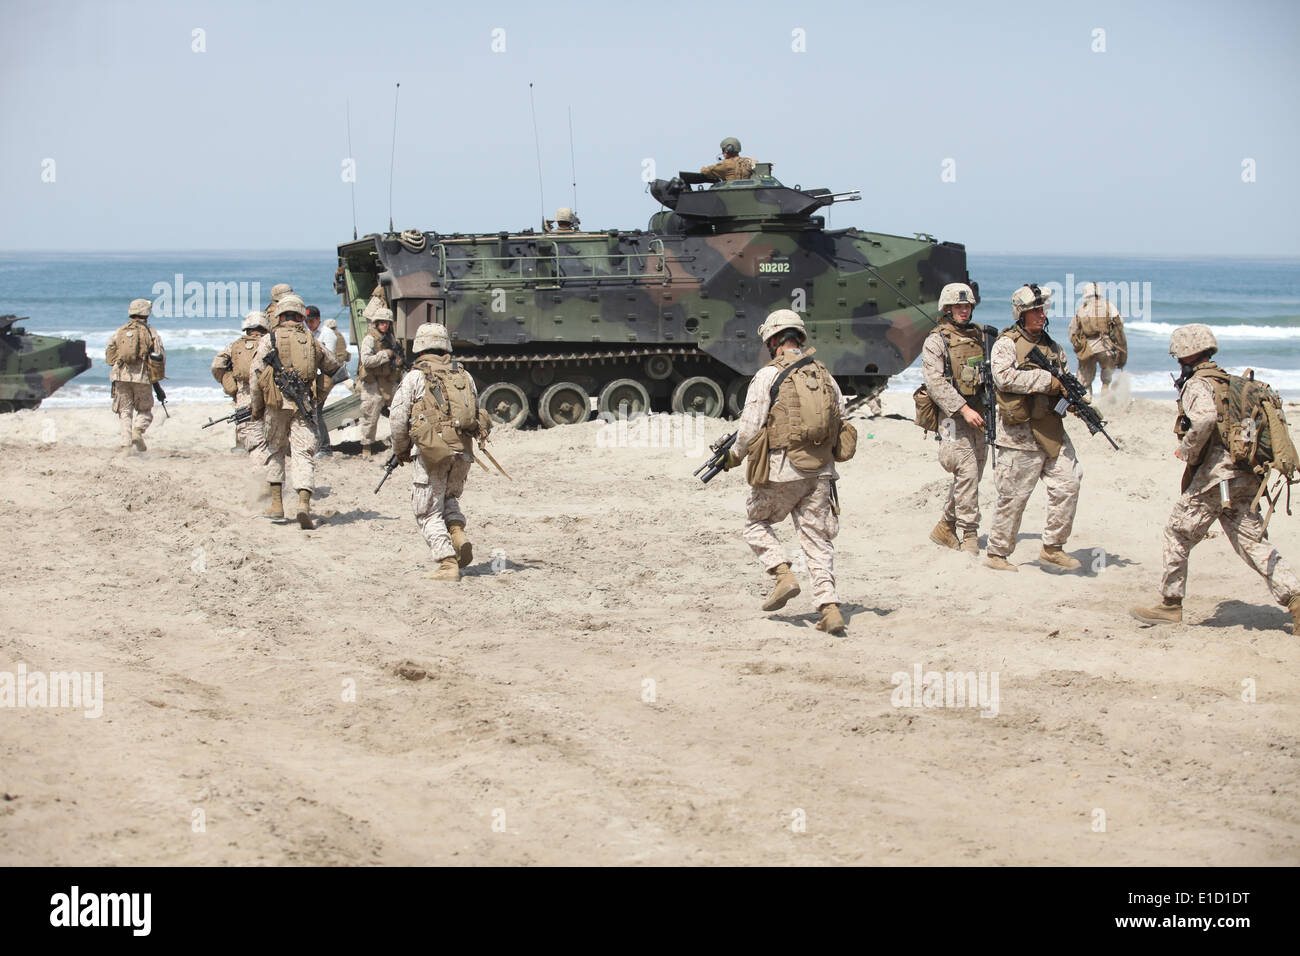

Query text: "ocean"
[3, 251, 1298, 406]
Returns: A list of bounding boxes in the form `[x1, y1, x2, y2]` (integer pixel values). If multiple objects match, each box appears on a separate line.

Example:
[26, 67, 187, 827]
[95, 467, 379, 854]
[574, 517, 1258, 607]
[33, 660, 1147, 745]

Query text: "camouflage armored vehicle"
[333, 162, 972, 427]
[0, 314, 92, 412]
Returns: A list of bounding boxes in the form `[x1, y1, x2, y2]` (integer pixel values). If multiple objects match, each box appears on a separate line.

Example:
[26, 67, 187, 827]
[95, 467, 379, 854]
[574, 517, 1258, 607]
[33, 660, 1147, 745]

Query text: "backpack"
[1202, 367, 1299, 527]
[408, 356, 490, 471]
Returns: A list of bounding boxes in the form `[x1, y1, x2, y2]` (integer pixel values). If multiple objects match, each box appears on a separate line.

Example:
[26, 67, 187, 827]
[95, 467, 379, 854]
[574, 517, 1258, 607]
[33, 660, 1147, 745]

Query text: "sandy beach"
[1, 389, 1297, 866]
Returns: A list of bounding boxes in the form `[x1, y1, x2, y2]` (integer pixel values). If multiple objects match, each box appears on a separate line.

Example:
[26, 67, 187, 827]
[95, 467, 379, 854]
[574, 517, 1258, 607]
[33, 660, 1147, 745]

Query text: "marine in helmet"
[210, 310, 270, 455]
[700, 137, 756, 183]
[104, 297, 165, 454]
[551, 207, 580, 232]
[248, 294, 342, 529]
[265, 283, 294, 315]
[1131, 325, 1300, 629]
[387, 322, 494, 581]
[984, 284, 1086, 573]
[721, 308, 853, 635]
[920, 282, 992, 554]
[1068, 282, 1127, 399]
[357, 307, 404, 457]
[304, 305, 351, 408]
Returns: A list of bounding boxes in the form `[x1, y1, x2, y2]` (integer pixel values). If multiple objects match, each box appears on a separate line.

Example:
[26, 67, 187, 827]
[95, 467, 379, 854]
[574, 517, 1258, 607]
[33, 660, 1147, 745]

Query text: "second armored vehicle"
[0, 314, 92, 412]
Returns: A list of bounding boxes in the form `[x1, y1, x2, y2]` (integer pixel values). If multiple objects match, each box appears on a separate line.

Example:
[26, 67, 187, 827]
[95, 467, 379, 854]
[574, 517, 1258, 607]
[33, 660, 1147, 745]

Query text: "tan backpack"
[408, 355, 491, 471]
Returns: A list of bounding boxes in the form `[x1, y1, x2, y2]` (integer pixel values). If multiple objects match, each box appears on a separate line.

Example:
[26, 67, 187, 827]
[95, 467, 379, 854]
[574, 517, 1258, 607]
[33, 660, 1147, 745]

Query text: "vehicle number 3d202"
[759, 262, 791, 273]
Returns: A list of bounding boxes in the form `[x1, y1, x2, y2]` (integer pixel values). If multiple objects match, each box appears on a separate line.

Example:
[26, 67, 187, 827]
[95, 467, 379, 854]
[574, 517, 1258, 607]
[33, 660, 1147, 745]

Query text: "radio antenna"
[529, 82, 546, 228]
[387, 82, 400, 234]
[346, 98, 358, 240]
[567, 105, 578, 214]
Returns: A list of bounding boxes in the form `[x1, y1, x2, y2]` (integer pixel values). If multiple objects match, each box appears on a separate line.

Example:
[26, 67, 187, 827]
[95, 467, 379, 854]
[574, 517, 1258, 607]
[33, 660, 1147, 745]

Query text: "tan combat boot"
[361, 443, 373, 459]
[131, 428, 147, 452]
[985, 554, 1018, 572]
[447, 522, 473, 568]
[1288, 595, 1300, 633]
[762, 562, 801, 611]
[817, 603, 847, 635]
[1131, 597, 1183, 625]
[929, 519, 959, 550]
[960, 532, 979, 554]
[296, 490, 315, 529]
[425, 556, 460, 581]
[1039, 546, 1082, 573]
[265, 482, 284, 519]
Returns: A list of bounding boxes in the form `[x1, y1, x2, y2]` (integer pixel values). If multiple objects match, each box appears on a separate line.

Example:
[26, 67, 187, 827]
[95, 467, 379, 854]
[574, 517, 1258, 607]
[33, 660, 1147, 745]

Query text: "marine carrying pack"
[1194, 365, 1299, 527]
[914, 322, 989, 433]
[107, 320, 154, 367]
[748, 348, 850, 486]
[408, 354, 491, 471]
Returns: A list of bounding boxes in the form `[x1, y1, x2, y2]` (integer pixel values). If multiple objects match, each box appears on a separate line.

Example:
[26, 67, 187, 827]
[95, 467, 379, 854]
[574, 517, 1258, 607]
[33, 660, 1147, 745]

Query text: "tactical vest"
[272, 324, 318, 383]
[358, 331, 398, 384]
[230, 334, 261, 384]
[110, 320, 154, 365]
[764, 348, 840, 471]
[936, 320, 988, 402]
[408, 354, 483, 471]
[1076, 300, 1113, 338]
[996, 325, 1066, 455]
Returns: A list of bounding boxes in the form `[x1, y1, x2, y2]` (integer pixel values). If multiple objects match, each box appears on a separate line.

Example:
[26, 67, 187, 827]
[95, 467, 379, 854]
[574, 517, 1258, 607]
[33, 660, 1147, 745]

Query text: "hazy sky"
[2, 0, 1297, 255]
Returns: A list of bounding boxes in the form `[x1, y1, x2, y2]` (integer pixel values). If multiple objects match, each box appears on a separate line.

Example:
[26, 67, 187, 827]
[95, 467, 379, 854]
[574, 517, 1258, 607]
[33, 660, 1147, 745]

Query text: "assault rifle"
[202, 405, 252, 429]
[374, 454, 401, 494]
[980, 324, 997, 461]
[695, 431, 738, 484]
[1024, 346, 1120, 450]
[264, 349, 331, 450]
[152, 383, 169, 418]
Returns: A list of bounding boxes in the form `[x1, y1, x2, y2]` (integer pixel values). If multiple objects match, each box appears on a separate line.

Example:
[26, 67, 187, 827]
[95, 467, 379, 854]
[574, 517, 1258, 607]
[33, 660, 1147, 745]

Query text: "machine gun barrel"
[828, 190, 861, 203]
[202, 405, 252, 429]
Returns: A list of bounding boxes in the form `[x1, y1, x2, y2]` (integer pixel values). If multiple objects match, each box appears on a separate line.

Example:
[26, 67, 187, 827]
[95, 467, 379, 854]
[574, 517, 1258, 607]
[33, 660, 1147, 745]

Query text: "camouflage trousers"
[236, 415, 266, 459]
[1160, 473, 1300, 605]
[1078, 354, 1118, 397]
[359, 379, 391, 443]
[937, 418, 988, 535]
[743, 476, 840, 606]
[111, 382, 153, 445]
[987, 443, 1082, 557]
[413, 458, 472, 561]
[261, 406, 317, 492]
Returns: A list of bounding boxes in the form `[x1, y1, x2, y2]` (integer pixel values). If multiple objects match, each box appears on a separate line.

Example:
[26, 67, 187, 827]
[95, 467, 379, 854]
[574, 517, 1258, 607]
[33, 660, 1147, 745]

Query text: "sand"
[0, 388, 1297, 866]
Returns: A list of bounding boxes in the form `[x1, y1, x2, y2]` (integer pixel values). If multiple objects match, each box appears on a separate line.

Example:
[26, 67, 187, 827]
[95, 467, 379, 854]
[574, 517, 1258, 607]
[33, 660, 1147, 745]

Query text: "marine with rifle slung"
[105, 297, 166, 454]
[358, 307, 403, 458]
[209, 310, 270, 456]
[249, 294, 341, 529]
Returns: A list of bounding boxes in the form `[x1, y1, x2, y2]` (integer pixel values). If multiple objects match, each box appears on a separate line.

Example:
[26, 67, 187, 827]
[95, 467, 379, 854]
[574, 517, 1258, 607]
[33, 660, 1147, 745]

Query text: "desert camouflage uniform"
[986, 332, 1083, 558]
[358, 331, 400, 443]
[250, 327, 340, 492]
[1159, 371, 1300, 605]
[1069, 294, 1125, 398]
[700, 155, 756, 182]
[388, 367, 477, 561]
[921, 324, 988, 536]
[107, 318, 163, 447]
[734, 349, 846, 607]
[210, 335, 266, 454]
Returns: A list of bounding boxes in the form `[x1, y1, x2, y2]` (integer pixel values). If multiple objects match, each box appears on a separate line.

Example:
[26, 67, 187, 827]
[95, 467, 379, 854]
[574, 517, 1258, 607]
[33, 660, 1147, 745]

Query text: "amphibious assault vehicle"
[0, 314, 92, 412]
[333, 163, 972, 427]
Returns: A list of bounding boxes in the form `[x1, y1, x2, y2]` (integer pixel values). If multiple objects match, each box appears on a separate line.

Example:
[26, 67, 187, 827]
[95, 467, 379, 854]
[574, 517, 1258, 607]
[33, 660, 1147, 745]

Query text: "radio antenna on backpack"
[347, 98, 358, 240]
[388, 82, 401, 234]
[529, 82, 546, 229]
[567, 105, 578, 214]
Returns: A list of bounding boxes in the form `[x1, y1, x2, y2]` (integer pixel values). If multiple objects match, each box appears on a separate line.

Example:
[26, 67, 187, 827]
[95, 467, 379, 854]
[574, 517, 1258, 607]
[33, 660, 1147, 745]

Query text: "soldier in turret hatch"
[701, 137, 756, 182]
[553, 207, 580, 232]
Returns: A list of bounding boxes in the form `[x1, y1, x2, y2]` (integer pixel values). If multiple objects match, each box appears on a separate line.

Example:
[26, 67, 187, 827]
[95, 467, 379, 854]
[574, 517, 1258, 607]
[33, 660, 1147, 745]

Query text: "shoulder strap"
[769, 354, 816, 406]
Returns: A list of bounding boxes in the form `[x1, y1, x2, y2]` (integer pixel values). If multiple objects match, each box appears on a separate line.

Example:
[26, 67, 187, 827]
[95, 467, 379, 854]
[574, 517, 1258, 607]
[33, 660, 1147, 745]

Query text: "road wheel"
[479, 382, 529, 429]
[672, 376, 724, 417]
[538, 381, 591, 427]
[598, 378, 651, 419]
[644, 355, 673, 381]
[724, 376, 750, 418]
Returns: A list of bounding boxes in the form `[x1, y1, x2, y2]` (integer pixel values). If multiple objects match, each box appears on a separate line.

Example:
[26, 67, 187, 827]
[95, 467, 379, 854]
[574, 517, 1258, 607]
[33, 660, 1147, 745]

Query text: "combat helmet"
[720, 137, 741, 156]
[412, 322, 451, 354]
[555, 207, 577, 227]
[370, 307, 394, 326]
[1169, 324, 1218, 361]
[757, 309, 805, 343]
[1011, 283, 1052, 319]
[242, 310, 270, 333]
[269, 283, 294, 302]
[938, 283, 977, 317]
[128, 298, 152, 318]
[274, 294, 307, 321]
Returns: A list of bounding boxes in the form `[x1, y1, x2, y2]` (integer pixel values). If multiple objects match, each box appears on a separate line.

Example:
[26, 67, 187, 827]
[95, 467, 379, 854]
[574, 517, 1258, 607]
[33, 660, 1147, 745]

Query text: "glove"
[722, 447, 743, 470]
[394, 446, 413, 464]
